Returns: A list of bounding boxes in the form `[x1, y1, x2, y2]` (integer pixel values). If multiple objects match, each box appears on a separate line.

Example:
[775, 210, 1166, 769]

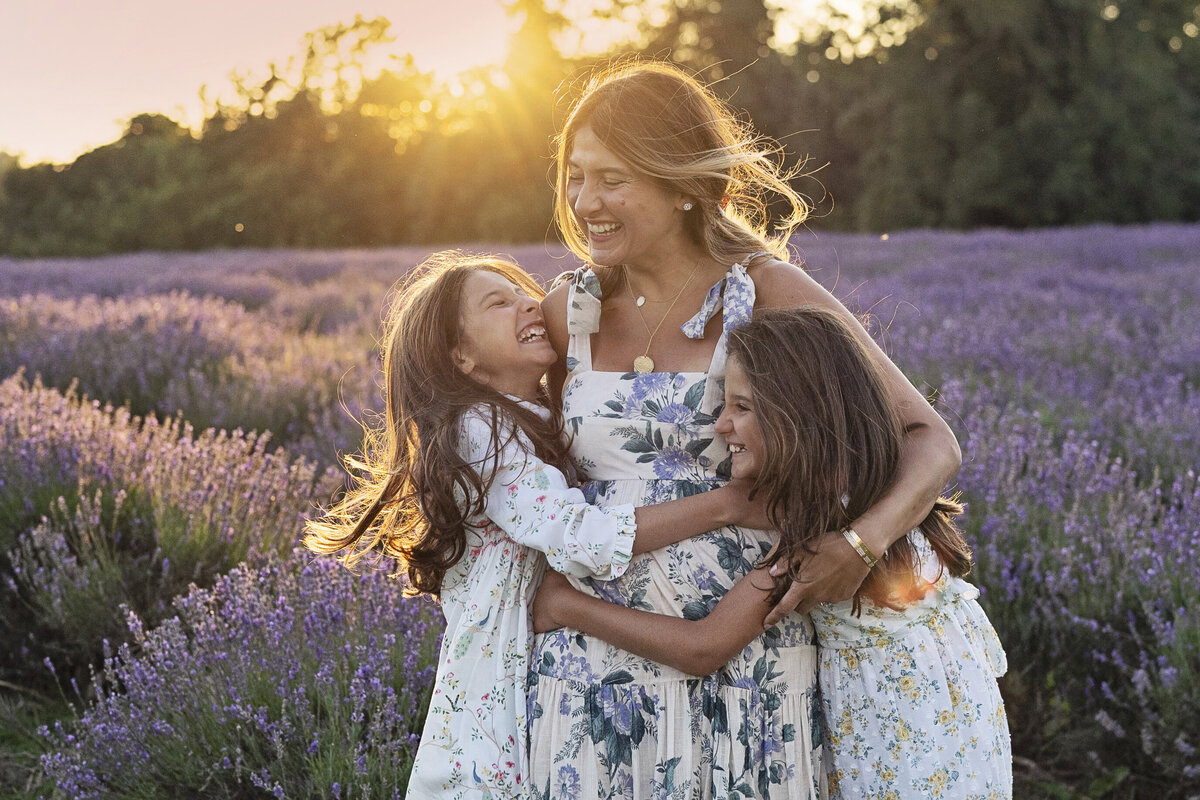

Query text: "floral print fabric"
[406, 400, 638, 799]
[813, 532, 1012, 799]
[528, 263, 825, 800]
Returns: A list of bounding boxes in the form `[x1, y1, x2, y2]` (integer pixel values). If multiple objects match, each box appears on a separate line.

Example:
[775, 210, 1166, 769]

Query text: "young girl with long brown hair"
[534, 307, 1012, 798]
[304, 251, 767, 799]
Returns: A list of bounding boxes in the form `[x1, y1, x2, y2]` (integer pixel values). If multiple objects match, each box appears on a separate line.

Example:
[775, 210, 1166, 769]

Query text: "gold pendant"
[633, 355, 654, 373]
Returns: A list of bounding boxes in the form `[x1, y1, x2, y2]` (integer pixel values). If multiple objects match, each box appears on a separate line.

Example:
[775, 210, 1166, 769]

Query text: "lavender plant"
[38, 551, 440, 799]
[5, 224, 1197, 793]
[0, 292, 375, 466]
[0, 375, 340, 689]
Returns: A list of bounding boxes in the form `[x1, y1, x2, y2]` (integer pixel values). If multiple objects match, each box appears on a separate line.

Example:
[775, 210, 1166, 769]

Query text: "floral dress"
[406, 400, 639, 800]
[527, 263, 825, 800]
[814, 532, 1012, 799]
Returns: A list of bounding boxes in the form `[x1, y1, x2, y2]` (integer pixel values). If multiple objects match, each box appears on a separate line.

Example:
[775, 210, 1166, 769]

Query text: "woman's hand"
[763, 529, 872, 625]
[720, 478, 773, 530]
[532, 569, 573, 633]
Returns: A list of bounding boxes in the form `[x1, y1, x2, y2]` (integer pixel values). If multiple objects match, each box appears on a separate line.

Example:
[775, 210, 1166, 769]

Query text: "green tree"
[850, 0, 1200, 228]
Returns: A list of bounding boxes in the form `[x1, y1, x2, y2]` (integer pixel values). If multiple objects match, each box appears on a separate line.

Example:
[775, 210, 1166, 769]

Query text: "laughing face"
[453, 269, 557, 400]
[714, 356, 766, 481]
[565, 125, 690, 269]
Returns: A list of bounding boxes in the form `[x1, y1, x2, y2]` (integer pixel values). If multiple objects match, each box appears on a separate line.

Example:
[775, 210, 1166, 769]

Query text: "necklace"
[625, 261, 703, 373]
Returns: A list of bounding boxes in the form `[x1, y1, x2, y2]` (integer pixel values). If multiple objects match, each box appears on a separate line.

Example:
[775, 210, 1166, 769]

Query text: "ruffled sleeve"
[457, 407, 636, 579]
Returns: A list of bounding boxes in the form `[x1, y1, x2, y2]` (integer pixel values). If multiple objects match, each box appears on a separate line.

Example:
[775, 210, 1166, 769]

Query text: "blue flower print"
[656, 402, 695, 430]
[652, 445, 695, 479]
[556, 764, 582, 799]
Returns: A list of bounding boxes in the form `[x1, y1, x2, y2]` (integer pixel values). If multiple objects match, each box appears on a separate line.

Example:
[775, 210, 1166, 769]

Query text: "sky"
[0, 0, 519, 165]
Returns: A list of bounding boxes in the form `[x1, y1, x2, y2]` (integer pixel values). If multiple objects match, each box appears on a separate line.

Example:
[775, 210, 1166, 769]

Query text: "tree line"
[1, 0, 1197, 256]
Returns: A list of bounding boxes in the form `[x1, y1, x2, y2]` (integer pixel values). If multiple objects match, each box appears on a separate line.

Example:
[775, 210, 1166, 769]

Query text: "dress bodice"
[559, 260, 757, 485]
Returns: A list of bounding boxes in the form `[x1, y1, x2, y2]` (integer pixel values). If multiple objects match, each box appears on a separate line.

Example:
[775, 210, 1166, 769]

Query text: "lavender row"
[0, 375, 341, 688]
[945, 377, 1199, 780]
[0, 292, 376, 466]
[39, 550, 441, 799]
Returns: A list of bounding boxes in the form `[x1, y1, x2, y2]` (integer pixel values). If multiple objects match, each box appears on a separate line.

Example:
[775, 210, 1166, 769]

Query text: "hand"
[721, 478, 773, 530]
[532, 569, 573, 633]
[762, 530, 872, 626]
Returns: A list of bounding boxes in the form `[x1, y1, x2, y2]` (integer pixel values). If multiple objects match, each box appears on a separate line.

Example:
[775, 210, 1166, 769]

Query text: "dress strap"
[680, 255, 760, 414]
[563, 266, 602, 376]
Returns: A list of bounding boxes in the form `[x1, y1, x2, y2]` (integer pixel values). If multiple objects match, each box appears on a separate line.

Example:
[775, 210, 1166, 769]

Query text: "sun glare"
[366, 0, 515, 80]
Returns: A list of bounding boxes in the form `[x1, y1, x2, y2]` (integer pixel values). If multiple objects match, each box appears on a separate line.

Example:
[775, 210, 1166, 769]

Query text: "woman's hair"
[554, 60, 810, 289]
[727, 307, 973, 612]
[303, 251, 571, 596]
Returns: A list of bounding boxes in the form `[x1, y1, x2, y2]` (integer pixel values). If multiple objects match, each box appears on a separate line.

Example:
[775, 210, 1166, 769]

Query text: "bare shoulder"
[747, 256, 835, 310]
[542, 277, 573, 336]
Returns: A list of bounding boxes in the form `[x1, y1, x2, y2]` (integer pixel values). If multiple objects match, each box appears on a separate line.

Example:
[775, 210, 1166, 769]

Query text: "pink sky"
[0, 0, 514, 164]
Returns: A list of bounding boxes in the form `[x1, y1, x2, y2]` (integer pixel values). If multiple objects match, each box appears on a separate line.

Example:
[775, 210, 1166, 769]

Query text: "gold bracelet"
[841, 528, 879, 568]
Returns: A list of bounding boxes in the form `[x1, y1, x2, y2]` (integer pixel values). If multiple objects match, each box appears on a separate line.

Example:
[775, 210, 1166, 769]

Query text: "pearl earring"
[683, 202, 694, 211]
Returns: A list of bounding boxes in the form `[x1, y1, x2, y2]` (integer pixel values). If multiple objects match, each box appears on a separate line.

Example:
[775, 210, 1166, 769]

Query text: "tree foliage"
[1, 0, 1197, 255]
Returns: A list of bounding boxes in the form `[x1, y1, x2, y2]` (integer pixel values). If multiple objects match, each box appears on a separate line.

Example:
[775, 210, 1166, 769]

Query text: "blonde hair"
[554, 60, 809, 272]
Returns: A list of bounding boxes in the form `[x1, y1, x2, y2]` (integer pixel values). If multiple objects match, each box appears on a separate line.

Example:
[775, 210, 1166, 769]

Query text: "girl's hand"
[532, 570, 573, 633]
[721, 478, 773, 530]
[763, 529, 872, 625]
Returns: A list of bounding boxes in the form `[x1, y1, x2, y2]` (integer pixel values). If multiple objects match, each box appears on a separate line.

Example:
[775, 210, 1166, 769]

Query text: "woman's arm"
[533, 569, 775, 676]
[752, 259, 962, 623]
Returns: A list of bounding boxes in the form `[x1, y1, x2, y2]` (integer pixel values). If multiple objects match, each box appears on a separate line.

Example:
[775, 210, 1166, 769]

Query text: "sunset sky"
[0, 0, 521, 165]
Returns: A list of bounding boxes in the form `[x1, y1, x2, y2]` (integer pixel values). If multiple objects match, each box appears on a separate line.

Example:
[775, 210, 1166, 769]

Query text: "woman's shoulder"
[745, 256, 831, 309]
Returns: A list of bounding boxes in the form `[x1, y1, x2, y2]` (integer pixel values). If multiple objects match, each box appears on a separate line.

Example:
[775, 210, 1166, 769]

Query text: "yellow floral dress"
[813, 531, 1012, 799]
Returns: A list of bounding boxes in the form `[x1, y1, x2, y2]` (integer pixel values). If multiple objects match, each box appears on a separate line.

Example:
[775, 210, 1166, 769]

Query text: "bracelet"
[841, 527, 879, 568]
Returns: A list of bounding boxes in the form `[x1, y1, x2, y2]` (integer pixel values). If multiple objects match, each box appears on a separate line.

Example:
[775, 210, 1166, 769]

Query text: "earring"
[683, 202, 694, 211]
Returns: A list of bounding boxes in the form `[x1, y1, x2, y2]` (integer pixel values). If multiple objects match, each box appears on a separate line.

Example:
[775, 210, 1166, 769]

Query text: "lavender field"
[1, 225, 1197, 798]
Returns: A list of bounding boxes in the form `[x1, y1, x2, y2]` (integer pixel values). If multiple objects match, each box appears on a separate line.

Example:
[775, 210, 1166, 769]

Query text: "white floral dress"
[527, 262, 825, 800]
[814, 532, 1012, 799]
[406, 400, 639, 799]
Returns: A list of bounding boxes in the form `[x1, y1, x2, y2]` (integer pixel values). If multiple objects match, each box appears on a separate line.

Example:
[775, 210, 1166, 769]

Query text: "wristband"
[841, 527, 879, 568]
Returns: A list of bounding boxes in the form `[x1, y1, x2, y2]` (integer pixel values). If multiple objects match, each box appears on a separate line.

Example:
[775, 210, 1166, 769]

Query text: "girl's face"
[565, 125, 689, 269]
[714, 357, 765, 481]
[453, 270, 557, 400]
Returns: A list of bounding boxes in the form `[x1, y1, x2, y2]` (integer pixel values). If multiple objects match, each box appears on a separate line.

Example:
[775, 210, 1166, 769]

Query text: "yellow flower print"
[924, 767, 950, 797]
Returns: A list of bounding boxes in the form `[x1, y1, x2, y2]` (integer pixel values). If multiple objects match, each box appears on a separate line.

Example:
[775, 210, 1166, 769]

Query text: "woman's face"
[714, 357, 765, 481]
[565, 125, 689, 269]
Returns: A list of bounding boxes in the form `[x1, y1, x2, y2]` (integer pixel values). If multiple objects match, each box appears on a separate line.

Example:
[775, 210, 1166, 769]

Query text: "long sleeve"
[457, 407, 636, 580]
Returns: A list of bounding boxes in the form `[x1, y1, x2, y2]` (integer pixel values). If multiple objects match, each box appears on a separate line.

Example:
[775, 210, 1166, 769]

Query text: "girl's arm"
[463, 410, 766, 581]
[751, 259, 962, 623]
[533, 569, 774, 677]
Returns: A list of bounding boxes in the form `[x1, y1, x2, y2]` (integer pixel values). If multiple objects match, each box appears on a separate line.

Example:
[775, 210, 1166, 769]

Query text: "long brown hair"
[303, 251, 571, 596]
[727, 307, 972, 612]
[554, 60, 811, 293]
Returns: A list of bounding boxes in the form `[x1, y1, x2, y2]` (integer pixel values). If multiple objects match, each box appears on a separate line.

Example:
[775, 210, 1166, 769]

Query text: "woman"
[528, 61, 961, 799]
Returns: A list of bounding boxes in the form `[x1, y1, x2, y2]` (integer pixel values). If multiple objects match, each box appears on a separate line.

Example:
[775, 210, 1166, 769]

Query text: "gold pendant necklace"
[626, 260, 703, 374]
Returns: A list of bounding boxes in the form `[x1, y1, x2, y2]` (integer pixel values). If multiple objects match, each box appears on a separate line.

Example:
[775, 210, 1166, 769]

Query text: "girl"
[303, 251, 767, 799]
[533, 306, 1013, 798]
